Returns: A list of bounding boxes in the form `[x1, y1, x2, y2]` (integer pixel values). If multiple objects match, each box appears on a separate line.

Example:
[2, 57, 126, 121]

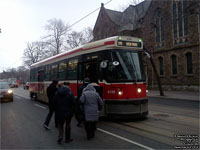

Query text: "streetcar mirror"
[100, 61, 108, 68]
[113, 61, 119, 66]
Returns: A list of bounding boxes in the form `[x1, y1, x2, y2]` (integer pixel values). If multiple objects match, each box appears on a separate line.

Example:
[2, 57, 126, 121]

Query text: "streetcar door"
[77, 60, 98, 91]
[83, 61, 98, 83]
[77, 62, 83, 94]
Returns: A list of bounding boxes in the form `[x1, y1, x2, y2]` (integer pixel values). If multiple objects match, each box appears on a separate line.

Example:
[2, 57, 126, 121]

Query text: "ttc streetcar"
[29, 36, 148, 118]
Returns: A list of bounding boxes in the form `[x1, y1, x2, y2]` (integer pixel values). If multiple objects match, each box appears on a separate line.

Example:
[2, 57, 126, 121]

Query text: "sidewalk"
[147, 90, 199, 101]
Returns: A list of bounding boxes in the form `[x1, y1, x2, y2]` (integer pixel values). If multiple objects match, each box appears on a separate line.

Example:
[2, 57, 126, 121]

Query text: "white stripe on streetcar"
[34, 104, 47, 109]
[97, 128, 155, 150]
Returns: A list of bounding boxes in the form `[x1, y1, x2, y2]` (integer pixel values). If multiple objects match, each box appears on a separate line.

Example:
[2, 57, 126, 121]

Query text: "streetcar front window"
[105, 50, 145, 82]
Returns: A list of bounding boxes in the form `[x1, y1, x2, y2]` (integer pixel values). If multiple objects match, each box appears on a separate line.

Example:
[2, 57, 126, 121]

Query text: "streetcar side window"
[37, 70, 45, 82]
[30, 69, 33, 82]
[30, 69, 36, 82]
[67, 58, 78, 80]
[51, 64, 58, 80]
[45, 65, 51, 81]
[58, 61, 67, 80]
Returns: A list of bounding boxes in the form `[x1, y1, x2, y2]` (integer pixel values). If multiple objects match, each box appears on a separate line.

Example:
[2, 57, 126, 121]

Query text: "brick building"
[93, 0, 200, 91]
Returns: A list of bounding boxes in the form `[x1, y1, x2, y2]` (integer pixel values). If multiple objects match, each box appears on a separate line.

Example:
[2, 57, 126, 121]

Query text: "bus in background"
[29, 36, 148, 118]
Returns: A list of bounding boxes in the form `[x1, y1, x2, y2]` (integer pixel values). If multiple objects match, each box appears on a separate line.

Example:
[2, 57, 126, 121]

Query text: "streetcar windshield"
[105, 50, 145, 82]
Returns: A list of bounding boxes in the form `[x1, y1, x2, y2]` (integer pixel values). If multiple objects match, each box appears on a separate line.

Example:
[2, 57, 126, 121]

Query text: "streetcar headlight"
[8, 89, 13, 94]
[118, 89, 123, 96]
[137, 88, 142, 93]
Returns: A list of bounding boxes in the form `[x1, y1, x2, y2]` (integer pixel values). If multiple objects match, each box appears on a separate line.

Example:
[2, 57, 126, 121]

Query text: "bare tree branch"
[67, 27, 93, 49]
[43, 18, 71, 55]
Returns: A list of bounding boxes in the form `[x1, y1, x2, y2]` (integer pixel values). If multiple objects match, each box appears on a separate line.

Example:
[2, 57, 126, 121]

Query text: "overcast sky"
[0, 0, 136, 72]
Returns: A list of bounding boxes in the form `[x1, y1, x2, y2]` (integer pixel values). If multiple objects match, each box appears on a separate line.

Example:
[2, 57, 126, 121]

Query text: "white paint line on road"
[15, 95, 23, 100]
[97, 128, 155, 150]
[14, 94, 29, 100]
[34, 103, 47, 110]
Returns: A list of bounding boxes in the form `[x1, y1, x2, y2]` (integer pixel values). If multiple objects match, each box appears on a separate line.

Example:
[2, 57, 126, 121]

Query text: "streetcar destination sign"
[117, 40, 141, 48]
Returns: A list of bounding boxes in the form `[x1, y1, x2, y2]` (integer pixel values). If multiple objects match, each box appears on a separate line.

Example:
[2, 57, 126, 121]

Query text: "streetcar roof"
[30, 36, 143, 68]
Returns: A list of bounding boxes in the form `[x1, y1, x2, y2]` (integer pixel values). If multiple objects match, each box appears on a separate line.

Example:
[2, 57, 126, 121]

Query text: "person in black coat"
[53, 82, 75, 144]
[43, 79, 58, 130]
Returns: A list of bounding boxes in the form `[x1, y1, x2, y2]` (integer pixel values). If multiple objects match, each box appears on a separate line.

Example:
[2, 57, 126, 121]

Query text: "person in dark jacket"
[43, 79, 58, 130]
[75, 78, 90, 127]
[53, 82, 75, 144]
[79, 84, 103, 140]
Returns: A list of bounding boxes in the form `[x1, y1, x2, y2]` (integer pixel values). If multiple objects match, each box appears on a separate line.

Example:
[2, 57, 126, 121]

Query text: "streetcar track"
[100, 121, 182, 147]
[149, 108, 199, 118]
[149, 105, 199, 118]
[117, 121, 173, 139]
[147, 115, 198, 129]
[97, 128, 155, 150]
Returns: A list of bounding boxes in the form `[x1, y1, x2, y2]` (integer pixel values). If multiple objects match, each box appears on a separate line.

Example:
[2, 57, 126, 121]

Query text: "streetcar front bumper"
[104, 98, 148, 118]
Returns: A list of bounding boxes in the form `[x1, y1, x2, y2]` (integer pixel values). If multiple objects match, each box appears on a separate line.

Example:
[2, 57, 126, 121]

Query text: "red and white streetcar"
[29, 36, 148, 118]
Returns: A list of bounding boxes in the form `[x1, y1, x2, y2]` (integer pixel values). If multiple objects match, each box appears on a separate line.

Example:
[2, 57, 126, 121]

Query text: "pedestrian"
[75, 78, 90, 127]
[90, 79, 102, 98]
[53, 82, 75, 144]
[43, 79, 58, 130]
[63, 82, 70, 89]
[79, 84, 103, 140]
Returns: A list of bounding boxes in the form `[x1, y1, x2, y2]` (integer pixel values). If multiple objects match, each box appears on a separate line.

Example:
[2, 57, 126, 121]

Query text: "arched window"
[156, 17, 165, 43]
[183, 0, 188, 36]
[172, 0, 188, 44]
[178, 2, 183, 37]
[198, 8, 200, 33]
[158, 57, 164, 76]
[171, 55, 177, 75]
[185, 52, 193, 74]
[173, 1, 177, 38]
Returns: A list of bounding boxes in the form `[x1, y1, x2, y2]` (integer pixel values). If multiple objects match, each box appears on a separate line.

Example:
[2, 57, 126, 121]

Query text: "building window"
[173, 2, 177, 38]
[158, 57, 164, 76]
[156, 17, 165, 48]
[185, 52, 193, 74]
[183, 0, 188, 36]
[198, 8, 200, 33]
[178, 2, 183, 37]
[172, 0, 188, 45]
[156, 19, 161, 43]
[171, 55, 177, 75]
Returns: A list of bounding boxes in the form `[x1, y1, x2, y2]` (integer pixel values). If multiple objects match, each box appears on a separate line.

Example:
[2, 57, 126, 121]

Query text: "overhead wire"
[69, 0, 113, 28]
[0, 0, 114, 72]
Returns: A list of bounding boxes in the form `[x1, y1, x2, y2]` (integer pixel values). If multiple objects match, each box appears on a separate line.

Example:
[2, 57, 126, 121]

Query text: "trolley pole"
[144, 47, 164, 96]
